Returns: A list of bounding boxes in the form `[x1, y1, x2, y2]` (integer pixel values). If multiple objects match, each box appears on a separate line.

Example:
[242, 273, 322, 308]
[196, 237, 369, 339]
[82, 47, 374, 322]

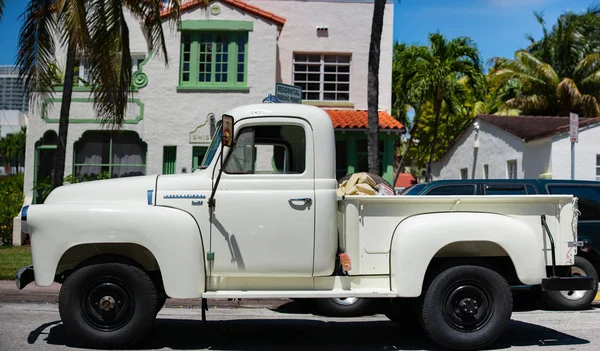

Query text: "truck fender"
[390, 212, 546, 297]
[26, 203, 206, 298]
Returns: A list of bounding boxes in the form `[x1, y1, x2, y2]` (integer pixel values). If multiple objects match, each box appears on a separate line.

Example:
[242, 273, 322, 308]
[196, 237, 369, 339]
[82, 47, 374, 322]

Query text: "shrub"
[0, 174, 24, 245]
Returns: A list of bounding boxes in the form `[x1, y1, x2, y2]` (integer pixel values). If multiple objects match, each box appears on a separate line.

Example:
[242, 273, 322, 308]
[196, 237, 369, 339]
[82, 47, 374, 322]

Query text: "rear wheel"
[313, 297, 377, 317]
[543, 256, 598, 310]
[419, 265, 512, 350]
[58, 262, 158, 348]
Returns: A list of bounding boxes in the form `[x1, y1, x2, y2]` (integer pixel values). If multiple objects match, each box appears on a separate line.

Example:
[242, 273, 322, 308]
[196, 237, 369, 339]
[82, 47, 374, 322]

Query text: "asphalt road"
[1, 301, 599, 351]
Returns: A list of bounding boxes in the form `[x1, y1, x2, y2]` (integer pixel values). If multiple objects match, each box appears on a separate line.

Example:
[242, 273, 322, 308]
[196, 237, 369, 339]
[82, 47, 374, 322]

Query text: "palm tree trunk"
[393, 113, 420, 187]
[53, 43, 76, 189]
[427, 98, 442, 181]
[367, 0, 386, 174]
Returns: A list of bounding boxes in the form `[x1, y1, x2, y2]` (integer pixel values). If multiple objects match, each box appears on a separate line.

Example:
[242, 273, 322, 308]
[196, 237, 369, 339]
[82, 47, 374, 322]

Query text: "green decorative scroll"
[41, 97, 145, 124]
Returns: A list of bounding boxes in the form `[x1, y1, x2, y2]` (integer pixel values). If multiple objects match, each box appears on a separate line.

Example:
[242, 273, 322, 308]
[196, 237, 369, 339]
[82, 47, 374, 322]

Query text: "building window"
[192, 146, 208, 171]
[484, 164, 489, 179]
[163, 146, 177, 174]
[596, 155, 600, 181]
[293, 54, 350, 101]
[73, 131, 146, 180]
[507, 160, 517, 179]
[179, 32, 248, 89]
[460, 168, 468, 179]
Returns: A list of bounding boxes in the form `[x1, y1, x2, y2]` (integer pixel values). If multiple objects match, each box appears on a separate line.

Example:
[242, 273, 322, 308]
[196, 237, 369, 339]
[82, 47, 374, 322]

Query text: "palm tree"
[12, 0, 182, 189]
[367, 0, 386, 174]
[406, 33, 482, 181]
[493, 50, 600, 116]
[0, 127, 26, 173]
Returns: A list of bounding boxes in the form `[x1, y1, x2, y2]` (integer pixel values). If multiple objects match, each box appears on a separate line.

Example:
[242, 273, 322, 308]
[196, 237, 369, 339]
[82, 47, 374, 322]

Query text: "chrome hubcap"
[332, 297, 359, 306]
[559, 266, 589, 301]
[98, 296, 116, 312]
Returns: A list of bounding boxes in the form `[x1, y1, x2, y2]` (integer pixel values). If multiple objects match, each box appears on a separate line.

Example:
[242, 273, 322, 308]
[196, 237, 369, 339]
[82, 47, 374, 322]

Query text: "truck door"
[209, 118, 315, 278]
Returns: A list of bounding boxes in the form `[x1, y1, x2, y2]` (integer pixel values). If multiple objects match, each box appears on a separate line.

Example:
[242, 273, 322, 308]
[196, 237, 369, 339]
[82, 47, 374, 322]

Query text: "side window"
[485, 185, 526, 195]
[526, 185, 537, 194]
[224, 125, 306, 175]
[425, 185, 476, 195]
[548, 185, 600, 221]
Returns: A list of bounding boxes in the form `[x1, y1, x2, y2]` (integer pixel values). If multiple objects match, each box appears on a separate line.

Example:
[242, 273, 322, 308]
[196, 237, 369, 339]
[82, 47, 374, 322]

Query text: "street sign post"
[570, 112, 579, 180]
[275, 83, 302, 104]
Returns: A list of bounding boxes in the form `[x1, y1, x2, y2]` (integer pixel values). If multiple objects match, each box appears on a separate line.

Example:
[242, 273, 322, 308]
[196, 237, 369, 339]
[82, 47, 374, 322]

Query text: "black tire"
[419, 265, 512, 350]
[384, 298, 419, 328]
[58, 262, 158, 349]
[312, 297, 377, 317]
[543, 256, 598, 310]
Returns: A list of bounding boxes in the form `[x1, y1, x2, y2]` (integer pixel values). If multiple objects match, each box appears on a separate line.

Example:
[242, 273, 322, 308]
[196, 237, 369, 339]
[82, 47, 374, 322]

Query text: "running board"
[201, 290, 396, 299]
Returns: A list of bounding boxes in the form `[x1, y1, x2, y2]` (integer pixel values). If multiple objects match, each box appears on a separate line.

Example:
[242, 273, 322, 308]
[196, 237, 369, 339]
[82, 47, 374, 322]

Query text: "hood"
[44, 175, 158, 205]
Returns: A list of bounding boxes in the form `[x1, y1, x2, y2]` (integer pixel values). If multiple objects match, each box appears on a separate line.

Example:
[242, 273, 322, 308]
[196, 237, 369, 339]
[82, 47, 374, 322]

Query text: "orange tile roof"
[161, 0, 286, 26]
[325, 109, 405, 131]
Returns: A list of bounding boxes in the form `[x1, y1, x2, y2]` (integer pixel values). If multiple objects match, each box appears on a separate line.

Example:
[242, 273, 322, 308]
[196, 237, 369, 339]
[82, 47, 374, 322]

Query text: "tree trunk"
[53, 43, 76, 189]
[427, 98, 442, 182]
[367, 0, 386, 174]
[393, 114, 420, 187]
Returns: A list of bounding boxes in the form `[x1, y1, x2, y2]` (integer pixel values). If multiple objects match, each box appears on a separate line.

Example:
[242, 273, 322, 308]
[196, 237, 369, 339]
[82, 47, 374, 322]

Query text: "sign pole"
[571, 140, 575, 180]
[569, 112, 579, 180]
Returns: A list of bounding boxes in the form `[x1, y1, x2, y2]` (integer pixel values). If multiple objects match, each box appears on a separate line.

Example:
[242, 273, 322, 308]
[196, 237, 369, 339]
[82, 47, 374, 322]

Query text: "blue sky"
[394, 0, 597, 67]
[0, 0, 597, 65]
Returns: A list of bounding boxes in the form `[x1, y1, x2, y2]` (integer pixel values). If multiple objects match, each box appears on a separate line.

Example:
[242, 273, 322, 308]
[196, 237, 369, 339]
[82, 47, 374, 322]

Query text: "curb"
[0, 281, 290, 309]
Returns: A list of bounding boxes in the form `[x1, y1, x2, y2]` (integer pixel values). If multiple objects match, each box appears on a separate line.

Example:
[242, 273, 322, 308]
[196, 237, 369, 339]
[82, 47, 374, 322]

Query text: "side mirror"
[221, 115, 234, 148]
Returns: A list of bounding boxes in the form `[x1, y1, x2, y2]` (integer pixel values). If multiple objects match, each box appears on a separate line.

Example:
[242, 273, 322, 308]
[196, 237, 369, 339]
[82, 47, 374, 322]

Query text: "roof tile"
[325, 109, 405, 131]
[160, 0, 286, 26]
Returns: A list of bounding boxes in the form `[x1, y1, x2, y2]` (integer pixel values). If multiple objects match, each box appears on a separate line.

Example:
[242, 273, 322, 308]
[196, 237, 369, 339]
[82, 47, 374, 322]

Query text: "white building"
[23, 0, 400, 205]
[431, 114, 600, 181]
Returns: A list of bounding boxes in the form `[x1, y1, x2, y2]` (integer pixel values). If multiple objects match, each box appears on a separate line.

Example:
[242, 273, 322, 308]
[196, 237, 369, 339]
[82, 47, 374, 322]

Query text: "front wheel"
[543, 256, 598, 310]
[58, 262, 158, 348]
[419, 265, 512, 350]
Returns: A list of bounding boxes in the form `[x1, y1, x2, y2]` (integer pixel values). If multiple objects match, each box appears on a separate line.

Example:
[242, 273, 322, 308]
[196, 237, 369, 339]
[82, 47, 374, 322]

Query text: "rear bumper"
[542, 276, 596, 291]
[15, 265, 34, 290]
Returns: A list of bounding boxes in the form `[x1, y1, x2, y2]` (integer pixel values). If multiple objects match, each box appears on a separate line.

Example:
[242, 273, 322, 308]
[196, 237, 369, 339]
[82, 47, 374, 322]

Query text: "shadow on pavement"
[38, 316, 589, 351]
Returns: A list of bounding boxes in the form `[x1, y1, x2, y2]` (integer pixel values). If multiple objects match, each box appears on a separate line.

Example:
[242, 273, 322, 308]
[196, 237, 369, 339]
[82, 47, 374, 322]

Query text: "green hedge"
[0, 174, 24, 245]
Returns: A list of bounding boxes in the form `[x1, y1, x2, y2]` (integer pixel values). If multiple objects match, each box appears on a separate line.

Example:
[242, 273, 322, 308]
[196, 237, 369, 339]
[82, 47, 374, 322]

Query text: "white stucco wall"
[248, 0, 394, 111]
[551, 124, 600, 180]
[432, 119, 551, 180]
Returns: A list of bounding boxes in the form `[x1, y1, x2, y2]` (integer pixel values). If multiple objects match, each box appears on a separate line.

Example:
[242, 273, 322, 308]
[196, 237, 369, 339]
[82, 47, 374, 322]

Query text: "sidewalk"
[0, 281, 290, 309]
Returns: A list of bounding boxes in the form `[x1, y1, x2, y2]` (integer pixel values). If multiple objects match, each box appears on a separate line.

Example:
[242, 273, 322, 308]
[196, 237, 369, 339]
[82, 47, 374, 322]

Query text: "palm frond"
[506, 95, 549, 114]
[574, 53, 600, 78]
[56, 0, 90, 51]
[576, 94, 600, 116]
[16, 0, 58, 95]
[124, 0, 181, 64]
[0, 0, 4, 21]
[84, 0, 132, 126]
[557, 78, 582, 102]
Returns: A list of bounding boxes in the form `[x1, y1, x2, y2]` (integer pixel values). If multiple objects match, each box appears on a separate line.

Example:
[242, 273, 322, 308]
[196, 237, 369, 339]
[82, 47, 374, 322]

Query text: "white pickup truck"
[17, 103, 594, 350]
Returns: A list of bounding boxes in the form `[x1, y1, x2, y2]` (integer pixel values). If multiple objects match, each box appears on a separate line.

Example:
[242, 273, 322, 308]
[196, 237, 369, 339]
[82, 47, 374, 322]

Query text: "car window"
[485, 185, 526, 195]
[548, 185, 600, 221]
[399, 184, 425, 195]
[425, 185, 476, 195]
[526, 185, 537, 194]
[224, 125, 306, 175]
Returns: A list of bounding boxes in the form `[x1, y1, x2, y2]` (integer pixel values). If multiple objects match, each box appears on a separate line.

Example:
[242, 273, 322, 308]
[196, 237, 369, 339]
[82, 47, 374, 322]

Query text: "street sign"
[570, 112, 579, 143]
[275, 83, 302, 104]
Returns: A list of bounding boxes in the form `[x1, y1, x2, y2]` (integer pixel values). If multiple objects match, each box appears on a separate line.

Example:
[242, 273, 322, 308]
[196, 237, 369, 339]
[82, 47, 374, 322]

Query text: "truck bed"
[337, 194, 577, 276]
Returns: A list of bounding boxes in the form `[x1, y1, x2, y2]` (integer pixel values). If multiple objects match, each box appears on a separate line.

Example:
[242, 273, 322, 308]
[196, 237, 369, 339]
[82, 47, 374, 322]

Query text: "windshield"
[199, 124, 222, 169]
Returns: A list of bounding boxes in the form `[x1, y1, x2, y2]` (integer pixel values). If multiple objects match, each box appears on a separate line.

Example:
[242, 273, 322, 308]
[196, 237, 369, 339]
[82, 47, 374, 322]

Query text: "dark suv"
[401, 178, 600, 310]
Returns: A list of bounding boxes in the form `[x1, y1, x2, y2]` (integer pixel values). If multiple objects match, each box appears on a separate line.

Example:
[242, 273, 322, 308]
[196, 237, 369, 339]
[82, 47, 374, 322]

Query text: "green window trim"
[72, 131, 148, 180]
[163, 146, 177, 174]
[41, 97, 144, 124]
[179, 31, 248, 90]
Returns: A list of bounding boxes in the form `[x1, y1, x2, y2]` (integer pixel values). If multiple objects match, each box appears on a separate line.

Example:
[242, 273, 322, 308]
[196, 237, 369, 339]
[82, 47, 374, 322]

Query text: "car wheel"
[543, 256, 598, 310]
[58, 262, 158, 348]
[419, 265, 512, 350]
[313, 297, 377, 317]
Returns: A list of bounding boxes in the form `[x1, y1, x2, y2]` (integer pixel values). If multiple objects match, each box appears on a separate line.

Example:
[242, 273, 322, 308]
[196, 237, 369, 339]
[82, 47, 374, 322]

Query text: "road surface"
[0, 301, 598, 350]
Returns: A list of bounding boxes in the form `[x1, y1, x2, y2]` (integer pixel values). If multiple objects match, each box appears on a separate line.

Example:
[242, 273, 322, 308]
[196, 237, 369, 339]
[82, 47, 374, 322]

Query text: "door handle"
[290, 197, 312, 204]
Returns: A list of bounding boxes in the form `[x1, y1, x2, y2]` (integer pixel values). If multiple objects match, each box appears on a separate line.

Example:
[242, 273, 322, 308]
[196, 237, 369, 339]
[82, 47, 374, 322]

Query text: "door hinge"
[207, 252, 215, 261]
